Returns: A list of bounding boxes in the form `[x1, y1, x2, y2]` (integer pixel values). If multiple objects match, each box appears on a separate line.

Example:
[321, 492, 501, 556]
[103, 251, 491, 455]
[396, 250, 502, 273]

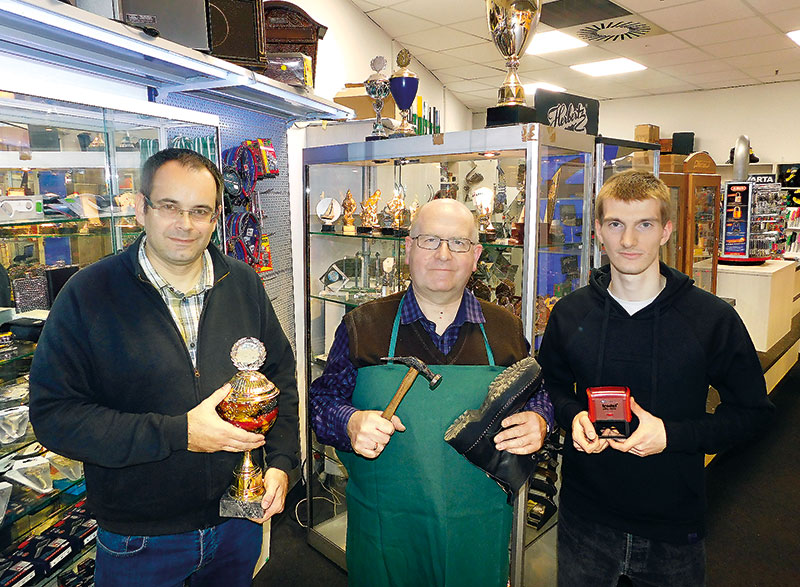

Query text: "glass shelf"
[1, 476, 86, 541]
[0, 424, 37, 462]
[36, 544, 96, 587]
[310, 291, 383, 308]
[0, 214, 136, 229]
[0, 344, 36, 368]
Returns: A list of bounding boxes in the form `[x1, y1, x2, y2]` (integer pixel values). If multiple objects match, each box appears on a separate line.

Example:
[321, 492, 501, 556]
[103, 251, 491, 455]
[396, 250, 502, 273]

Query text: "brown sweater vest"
[344, 290, 528, 369]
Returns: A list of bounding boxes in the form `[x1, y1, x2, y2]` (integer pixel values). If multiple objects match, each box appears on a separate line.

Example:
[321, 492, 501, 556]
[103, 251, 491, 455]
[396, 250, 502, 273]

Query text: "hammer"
[380, 356, 442, 419]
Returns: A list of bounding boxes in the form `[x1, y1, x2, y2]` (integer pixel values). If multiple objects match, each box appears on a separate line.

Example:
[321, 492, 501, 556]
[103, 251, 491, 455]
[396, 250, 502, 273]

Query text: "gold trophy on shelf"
[216, 338, 280, 518]
[342, 189, 357, 235]
[358, 189, 382, 235]
[485, 0, 542, 127]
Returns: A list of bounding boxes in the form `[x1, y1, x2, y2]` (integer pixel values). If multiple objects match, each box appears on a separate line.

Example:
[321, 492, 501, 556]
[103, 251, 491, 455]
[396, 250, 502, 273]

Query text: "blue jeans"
[557, 506, 705, 587]
[95, 519, 262, 587]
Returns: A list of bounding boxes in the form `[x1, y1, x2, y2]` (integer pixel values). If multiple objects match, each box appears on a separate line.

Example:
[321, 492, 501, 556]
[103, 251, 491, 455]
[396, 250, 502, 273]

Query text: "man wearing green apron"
[310, 199, 554, 586]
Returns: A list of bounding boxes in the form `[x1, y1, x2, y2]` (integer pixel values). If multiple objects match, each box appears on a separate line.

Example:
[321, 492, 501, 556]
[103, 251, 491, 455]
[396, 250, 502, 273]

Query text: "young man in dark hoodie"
[538, 169, 773, 586]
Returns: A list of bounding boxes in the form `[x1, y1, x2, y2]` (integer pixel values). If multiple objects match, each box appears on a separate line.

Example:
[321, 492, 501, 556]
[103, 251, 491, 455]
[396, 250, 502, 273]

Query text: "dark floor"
[255, 361, 800, 586]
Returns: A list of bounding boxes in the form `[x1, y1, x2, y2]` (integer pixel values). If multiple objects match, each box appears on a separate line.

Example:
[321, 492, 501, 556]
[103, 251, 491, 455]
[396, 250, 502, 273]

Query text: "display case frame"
[301, 124, 595, 584]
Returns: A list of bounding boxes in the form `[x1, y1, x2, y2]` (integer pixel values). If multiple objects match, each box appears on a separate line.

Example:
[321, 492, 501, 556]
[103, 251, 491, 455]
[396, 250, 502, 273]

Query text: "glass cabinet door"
[687, 175, 721, 293]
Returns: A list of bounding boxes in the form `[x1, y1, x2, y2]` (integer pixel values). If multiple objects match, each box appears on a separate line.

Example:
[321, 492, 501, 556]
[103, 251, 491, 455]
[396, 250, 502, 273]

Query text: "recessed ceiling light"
[571, 58, 646, 77]
[526, 31, 588, 55]
[788, 30, 800, 47]
[524, 82, 567, 94]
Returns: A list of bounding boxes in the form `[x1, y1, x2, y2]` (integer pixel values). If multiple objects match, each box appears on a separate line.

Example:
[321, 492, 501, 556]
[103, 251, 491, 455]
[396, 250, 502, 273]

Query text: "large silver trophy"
[365, 56, 391, 141]
[486, 0, 542, 126]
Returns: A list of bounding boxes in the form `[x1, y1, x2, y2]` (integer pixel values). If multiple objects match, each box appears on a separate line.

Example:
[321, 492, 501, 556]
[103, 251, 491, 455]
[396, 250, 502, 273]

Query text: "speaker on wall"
[209, 0, 264, 63]
[672, 132, 695, 155]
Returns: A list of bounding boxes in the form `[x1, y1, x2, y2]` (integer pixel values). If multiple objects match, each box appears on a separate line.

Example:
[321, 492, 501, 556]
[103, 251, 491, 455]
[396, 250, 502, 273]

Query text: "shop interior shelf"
[36, 544, 96, 587]
[0, 425, 37, 462]
[0, 344, 36, 368]
[310, 292, 381, 308]
[1, 474, 85, 542]
[0, 214, 136, 230]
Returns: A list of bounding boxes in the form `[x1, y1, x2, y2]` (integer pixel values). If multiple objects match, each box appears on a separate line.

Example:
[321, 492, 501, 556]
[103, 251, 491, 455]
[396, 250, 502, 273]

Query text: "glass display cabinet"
[0, 91, 220, 581]
[301, 124, 594, 582]
[659, 152, 721, 293]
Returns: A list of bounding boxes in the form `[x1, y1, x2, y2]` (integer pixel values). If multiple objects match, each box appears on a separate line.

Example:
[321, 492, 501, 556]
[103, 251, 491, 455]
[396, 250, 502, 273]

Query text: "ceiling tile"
[616, 1, 701, 11]
[637, 46, 712, 67]
[355, 0, 408, 7]
[351, 0, 382, 11]
[414, 51, 472, 71]
[442, 42, 506, 65]
[434, 63, 507, 79]
[724, 47, 800, 69]
[621, 69, 685, 90]
[448, 17, 492, 41]
[616, 33, 691, 55]
[642, 0, 755, 31]
[366, 8, 439, 37]
[533, 45, 621, 66]
[741, 0, 800, 13]
[391, 0, 487, 26]
[395, 26, 485, 52]
[680, 69, 751, 84]
[661, 60, 739, 76]
[517, 55, 565, 73]
[703, 35, 796, 59]
[442, 79, 496, 93]
[693, 77, 758, 90]
[751, 71, 800, 83]
[673, 18, 776, 46]
[765, 8, 800, 32]
[434, 72, 467, 84]
[473, 74, 512, 87]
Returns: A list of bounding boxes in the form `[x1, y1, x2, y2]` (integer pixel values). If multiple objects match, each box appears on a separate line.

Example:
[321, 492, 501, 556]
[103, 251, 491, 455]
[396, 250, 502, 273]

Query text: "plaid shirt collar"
[401, 284, 485, 328]
[138, 235, 214, 296]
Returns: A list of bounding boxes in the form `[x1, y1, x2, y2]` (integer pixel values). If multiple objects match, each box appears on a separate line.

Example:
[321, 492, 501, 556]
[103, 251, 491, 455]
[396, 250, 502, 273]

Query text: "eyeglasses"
[144, 196, 220, 224]
[412, 234, 474, 253]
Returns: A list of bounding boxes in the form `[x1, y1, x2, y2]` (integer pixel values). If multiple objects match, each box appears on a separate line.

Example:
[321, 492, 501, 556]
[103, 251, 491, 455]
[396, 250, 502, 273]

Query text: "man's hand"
[572, 411, 609, 454]
[494, 411, 547, 454]
[346, 410, 405, 459]
[187, 385, 265, 453]
[608, 397, 667, 457]
[251, 468, 289, 524]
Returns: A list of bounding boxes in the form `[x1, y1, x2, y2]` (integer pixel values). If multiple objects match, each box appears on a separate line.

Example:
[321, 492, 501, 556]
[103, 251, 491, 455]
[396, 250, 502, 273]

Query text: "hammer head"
[381, 356, 442, 389]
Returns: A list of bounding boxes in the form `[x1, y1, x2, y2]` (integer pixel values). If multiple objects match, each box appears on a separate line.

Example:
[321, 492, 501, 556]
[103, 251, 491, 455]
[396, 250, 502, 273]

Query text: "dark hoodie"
[538, 263, 773, 543]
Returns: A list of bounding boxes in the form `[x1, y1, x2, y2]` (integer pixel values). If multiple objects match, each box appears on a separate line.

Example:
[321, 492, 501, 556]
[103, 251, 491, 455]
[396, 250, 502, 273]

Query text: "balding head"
[410, 198, 479, 243]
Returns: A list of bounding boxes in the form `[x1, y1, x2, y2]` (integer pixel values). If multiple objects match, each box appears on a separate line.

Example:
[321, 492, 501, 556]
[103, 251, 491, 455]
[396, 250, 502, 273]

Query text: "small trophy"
[473, 187, 497, 242]
[383, 185, 406, 235]
[316, 193, 342, 233]
[358, 189, 382, 235]
[485, 0, 542, 127]
[365, 56, 391, 141]
[216, 338, 280, 518]
[389, 49, 419, 137]
[342, 189, 357, 235]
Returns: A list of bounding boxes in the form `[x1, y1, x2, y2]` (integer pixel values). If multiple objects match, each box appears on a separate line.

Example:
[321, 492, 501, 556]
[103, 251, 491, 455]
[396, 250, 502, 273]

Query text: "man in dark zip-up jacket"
[29, 149, 299, 586]
[538, 170, 773, 586]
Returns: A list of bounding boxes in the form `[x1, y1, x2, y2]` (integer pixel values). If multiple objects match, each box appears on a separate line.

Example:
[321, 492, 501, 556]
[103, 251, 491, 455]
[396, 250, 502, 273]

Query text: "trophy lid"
[231, 337, 266, 371]
[390, 49, 418, 79]
[366, 55, 389, 82]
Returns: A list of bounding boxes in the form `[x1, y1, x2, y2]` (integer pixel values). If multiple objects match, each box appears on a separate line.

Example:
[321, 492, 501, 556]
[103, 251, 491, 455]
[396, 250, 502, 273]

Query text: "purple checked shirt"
[309, 286, 554, 452]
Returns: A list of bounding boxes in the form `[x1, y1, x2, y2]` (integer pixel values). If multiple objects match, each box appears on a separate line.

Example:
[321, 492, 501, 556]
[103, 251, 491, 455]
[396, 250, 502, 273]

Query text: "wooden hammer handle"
[382, 367, 419, 419]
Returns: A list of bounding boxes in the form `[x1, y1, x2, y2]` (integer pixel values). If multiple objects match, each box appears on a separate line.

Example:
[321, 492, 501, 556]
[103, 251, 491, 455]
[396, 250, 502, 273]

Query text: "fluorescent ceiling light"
[788, 30, 800, 47]
[524, 82, 567, 93]
[526, 31, 587, 55]
[571, 58, 646, 77]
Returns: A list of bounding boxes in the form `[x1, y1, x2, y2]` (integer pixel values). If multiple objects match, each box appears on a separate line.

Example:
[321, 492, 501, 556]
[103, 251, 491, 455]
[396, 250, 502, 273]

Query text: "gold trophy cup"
[486, 0, 542, 126]
[216, 338, 280, 518]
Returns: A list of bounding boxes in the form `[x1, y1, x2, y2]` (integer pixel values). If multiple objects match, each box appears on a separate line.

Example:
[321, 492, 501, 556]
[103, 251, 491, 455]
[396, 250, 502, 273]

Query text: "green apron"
[339, 297, 512, 587]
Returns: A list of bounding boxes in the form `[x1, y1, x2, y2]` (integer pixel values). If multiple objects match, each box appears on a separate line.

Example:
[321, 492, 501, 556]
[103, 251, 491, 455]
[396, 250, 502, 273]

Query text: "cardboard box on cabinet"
[660, 154, 687, 172]
[634, 124, 660, 144]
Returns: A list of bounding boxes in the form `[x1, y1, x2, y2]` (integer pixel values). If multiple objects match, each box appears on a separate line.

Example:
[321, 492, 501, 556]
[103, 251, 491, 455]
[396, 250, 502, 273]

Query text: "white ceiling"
[351, 0, 800, 111]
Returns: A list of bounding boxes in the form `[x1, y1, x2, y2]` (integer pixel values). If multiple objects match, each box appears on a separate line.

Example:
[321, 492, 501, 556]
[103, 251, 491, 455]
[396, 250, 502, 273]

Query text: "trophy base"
[366, 135, 390, 142]
[343, 225, 356, 235]
[320, 224, 335, 232]
[486, 105, 537, 128]
[220, 491, 265, 519]
[396, 228, 409, 237]
[382, 227, 396, 235]
[356, 226, 373, 234]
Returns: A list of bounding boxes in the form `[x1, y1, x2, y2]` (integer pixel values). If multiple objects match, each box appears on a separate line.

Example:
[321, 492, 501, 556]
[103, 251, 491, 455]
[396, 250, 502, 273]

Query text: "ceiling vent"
[573, 17, 666, 43]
